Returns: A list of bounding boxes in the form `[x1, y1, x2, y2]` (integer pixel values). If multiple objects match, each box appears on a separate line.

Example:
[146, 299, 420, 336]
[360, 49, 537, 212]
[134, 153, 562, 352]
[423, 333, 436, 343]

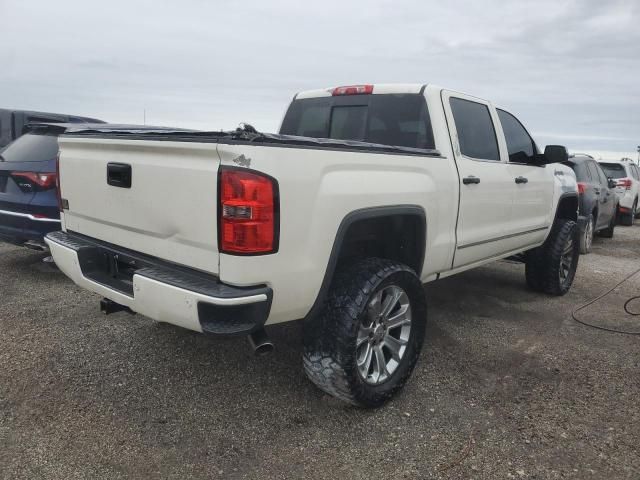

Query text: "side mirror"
[542, 145, 569, 165]
[608, 177, 617, 189]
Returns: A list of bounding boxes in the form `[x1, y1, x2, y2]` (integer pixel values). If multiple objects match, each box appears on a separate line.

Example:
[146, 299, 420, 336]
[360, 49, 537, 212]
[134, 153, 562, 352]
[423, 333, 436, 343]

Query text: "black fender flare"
[303, 205, 426, 322]
[552, 192, 579, 224]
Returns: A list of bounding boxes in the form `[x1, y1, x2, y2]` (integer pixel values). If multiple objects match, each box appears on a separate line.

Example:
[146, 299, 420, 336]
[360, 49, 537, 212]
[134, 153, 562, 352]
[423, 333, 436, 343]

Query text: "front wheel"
[303, 258, 427, 408]
[579, 214, 594, 254]
[600, 209, 616, 238]
[525, 218, 580, 296]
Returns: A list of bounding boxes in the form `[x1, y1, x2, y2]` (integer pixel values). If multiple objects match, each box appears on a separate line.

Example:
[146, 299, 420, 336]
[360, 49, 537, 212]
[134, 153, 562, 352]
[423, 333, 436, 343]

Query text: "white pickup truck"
[46, 84, 579, 407]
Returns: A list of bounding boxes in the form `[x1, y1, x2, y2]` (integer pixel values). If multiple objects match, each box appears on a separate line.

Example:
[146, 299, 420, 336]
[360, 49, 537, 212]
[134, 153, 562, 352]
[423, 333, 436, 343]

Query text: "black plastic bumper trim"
[46, 231, 272, 335]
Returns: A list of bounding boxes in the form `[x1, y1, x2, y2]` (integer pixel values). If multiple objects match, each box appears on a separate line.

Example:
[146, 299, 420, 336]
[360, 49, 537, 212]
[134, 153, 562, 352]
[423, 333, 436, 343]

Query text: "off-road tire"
[303, 258, 427, 408]
[599, 209, 616, 238]
[579, 214, 594, 254]
[524, 218, 580, 296]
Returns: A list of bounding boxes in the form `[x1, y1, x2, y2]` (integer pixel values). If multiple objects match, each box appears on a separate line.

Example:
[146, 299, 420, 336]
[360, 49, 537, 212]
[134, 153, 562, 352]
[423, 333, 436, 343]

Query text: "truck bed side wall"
[216, 142, 459, 325]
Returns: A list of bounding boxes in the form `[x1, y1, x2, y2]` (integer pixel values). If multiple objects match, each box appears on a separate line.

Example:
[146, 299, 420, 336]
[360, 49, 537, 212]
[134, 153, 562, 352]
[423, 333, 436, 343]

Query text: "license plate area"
[77, 247, 139, 296]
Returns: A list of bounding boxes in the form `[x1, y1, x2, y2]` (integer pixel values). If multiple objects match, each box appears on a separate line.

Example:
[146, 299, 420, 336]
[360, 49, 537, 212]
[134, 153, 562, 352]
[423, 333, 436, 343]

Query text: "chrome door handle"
[463, 176, 480, 185]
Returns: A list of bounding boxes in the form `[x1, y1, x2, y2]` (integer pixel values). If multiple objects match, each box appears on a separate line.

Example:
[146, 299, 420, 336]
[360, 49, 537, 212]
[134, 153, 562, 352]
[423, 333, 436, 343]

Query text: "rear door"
[441, 91, 514, 268]
[58, 136, 221, 275]
[592, 161, 616, 227]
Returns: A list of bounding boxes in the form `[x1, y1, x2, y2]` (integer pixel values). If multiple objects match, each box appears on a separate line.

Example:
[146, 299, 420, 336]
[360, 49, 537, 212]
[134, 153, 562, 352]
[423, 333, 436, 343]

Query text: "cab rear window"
[599, 163, 626, 179]
[280, 94, 435, 150]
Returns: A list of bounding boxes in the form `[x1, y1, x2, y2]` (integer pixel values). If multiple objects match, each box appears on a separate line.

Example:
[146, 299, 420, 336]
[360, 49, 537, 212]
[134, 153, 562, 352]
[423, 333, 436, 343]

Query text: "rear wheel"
[579, 214, 594, 254]
[635, 198, 640, 219]
[620, 200, 636, 226]
[303, 258, 427, 408]
[525, 218, 579, 296]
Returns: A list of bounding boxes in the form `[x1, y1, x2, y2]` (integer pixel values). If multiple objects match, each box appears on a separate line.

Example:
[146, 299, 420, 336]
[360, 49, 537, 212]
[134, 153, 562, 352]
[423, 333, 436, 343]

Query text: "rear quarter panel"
[216, 142, 459, 324]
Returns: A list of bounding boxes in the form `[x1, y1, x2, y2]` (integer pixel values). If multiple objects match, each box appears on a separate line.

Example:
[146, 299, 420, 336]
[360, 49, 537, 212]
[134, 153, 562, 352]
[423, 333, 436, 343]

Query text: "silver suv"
[598, 158, 640, 225]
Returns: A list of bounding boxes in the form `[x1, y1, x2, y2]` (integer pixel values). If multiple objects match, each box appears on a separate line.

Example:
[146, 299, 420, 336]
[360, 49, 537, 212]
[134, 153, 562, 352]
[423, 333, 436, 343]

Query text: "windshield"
[599, 162, 626, 179]
[0, 133, 58, 163]
[280, 94, 435, 150]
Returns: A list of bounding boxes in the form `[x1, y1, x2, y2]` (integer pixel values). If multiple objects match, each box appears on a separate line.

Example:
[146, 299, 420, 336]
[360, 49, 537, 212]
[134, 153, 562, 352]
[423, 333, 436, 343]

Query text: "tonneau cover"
[61, 124, 442, 157]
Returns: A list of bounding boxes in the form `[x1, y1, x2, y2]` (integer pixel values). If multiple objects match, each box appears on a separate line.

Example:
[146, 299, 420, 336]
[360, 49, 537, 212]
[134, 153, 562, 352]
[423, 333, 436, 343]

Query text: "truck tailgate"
[58, 137, 220, 275]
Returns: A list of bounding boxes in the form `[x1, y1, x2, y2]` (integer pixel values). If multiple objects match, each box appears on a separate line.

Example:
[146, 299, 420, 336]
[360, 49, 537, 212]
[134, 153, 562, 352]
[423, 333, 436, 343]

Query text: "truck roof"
[292, 84, 504, 110]
[295, 84, 428, 99]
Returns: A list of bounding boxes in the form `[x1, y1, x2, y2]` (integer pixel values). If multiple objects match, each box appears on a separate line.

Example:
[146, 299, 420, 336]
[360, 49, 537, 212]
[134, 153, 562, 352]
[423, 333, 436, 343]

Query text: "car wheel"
[620, 200, 636, 226]
[635, 198, 640, 219]
[600, 209, 616, 238]
[525, 218, 579, 296]
[579, 214, 594, 254]
[303, 258, 427, 408]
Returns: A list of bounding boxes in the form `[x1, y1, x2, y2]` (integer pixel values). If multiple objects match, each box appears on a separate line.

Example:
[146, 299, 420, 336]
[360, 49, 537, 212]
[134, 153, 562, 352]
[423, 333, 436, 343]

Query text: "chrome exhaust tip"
[24, 240, 48, 252]
[248, 329, 274, 356]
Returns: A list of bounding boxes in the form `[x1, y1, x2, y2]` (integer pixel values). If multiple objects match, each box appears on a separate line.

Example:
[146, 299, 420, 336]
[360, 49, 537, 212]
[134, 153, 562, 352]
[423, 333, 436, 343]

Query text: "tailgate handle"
[107, 163, 132, 188]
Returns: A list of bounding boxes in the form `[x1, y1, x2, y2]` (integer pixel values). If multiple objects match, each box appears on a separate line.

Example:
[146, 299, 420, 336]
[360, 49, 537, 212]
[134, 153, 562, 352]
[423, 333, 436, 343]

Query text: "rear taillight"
[219, 168, 278, 254]
[10, 171, 57, 191]
[617, 178, 632, 190]
[331, 84, 374, 96]
[577, 182, 586, 194]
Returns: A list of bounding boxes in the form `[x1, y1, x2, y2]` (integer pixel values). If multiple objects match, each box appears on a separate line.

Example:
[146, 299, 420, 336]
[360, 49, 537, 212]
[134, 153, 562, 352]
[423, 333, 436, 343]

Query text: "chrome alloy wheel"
[356, 285, 412, 385]
[559, 235, 575, 284]
[584, 218, 593, 251]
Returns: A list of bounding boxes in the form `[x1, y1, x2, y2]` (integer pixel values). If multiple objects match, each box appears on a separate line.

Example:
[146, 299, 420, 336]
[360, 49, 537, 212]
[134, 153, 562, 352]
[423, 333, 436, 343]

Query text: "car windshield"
[0, 133, 58, 163]
[280, 94, 435, 150]
[599, 162, 626, 179]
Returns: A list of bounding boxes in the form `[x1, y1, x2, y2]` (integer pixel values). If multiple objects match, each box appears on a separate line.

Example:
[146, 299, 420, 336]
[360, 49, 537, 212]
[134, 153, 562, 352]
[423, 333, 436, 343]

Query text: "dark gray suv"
[564, 155, 618, 253]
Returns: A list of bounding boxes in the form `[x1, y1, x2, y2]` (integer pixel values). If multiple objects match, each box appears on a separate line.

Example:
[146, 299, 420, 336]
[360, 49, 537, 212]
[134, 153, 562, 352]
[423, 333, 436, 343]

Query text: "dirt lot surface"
[1, 225, 639, 479]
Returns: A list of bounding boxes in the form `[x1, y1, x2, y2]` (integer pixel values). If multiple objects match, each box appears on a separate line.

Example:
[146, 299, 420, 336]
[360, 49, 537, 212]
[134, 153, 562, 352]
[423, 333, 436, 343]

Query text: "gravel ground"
[1, 225, 639, 479]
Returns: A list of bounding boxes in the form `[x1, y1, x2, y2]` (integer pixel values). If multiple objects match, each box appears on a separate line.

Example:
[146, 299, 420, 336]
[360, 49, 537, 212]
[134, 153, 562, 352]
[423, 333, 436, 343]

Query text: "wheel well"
[555, 194, 578, 223]
[303, 207, 426, 322]
[337, 214, 425, 275]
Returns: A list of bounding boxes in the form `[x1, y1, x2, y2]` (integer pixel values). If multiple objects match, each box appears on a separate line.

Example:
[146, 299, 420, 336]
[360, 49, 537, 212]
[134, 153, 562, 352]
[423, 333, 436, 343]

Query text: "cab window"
[449, 97, 500, 161]
[497, 109, 536, 163]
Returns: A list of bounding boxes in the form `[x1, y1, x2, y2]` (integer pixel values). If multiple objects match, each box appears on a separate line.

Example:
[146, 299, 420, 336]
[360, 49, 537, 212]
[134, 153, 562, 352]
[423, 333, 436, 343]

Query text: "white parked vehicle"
[46, 84, 579, 407]
[598, 158, 640, 225]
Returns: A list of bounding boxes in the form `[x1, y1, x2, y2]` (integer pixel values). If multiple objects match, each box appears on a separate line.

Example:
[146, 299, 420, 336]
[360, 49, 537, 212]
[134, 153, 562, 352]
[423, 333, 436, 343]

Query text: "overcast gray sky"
[1, 0, 638, 159]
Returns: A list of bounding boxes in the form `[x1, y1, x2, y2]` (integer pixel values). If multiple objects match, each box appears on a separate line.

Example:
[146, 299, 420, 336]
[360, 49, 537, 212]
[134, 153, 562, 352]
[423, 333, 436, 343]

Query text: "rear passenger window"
[586, 161, 600, 182]
[449, 98, 500, 161]
[594, 163, 609, 186]
[631, 164, 640, 181]
[571, 162, 590, 181]
[497, 109, 535, 163]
